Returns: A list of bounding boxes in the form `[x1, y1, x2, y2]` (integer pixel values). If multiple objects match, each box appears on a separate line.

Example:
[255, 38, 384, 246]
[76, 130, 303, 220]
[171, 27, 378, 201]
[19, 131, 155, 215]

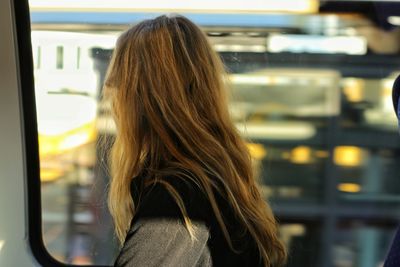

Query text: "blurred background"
[29, 0, 400, 266]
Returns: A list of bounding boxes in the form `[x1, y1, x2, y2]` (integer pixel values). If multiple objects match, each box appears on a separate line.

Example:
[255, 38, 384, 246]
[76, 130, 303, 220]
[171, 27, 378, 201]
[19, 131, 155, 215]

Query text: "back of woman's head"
[106, 15, 227, 132]
[105, 15, 286, 266]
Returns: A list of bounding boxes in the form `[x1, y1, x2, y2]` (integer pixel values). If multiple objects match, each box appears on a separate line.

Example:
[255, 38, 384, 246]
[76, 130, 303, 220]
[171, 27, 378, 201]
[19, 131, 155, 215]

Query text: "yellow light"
[247, 143, 267, 160]
[290, 146, 312, 164]
[338, 183, 361, 193]
[280, 224, 305, 235]
[334, 146, 364, 167]
[40, 168, 64, 182]
[39, 122, 96, 158]
[0, 240, 4, 252]
[343, 78, 364, 102]
[38, 135, 59, 156]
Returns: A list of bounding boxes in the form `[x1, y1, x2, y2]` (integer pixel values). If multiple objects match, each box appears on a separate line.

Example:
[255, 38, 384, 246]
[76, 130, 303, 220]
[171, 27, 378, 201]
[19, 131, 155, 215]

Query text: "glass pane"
[32, 29, 118, 264]
[29, 1, 400, 266]
[334, 220, 397, 267]
[257, 145, 328, 201]
[336, 75, 400, 202]
[227, 68, 338, 202]
[336, 147, 400, 202]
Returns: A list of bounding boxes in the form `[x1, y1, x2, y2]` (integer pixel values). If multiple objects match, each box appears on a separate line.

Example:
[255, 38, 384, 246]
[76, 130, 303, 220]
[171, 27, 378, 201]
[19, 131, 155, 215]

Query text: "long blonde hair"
[104, 15, 286, 266]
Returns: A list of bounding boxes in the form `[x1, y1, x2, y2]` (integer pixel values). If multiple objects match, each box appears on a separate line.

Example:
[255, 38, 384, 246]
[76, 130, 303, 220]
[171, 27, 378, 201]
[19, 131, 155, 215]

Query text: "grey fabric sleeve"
[115, 218, 211, 267]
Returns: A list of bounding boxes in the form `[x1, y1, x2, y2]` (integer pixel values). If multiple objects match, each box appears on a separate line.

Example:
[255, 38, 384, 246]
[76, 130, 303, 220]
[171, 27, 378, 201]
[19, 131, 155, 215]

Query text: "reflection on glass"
[334, 221, 396, 267]
[341, 77, 398, 130]
[33, 31, 118, 264]
[254, 145, 328, 201]
[337, 147, 400, 201]
[230, 69, 340, 117]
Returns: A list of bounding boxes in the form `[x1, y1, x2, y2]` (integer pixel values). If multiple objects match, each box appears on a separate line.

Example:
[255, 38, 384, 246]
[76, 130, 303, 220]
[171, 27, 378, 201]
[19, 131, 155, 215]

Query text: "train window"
[24, 0, 400, 266]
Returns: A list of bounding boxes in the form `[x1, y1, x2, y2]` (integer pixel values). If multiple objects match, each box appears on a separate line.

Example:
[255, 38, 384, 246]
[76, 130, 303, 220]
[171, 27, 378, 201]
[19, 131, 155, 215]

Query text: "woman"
[104, 14, 286, 267]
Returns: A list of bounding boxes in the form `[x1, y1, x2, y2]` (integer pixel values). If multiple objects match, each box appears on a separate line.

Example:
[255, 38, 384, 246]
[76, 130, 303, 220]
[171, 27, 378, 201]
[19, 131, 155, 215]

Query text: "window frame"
[14, 1, 107, 266]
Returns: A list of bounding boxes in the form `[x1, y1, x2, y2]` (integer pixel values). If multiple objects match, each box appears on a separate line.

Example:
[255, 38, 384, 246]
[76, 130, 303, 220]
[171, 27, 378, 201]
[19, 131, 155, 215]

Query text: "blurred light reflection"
[338, 183, 361, 193]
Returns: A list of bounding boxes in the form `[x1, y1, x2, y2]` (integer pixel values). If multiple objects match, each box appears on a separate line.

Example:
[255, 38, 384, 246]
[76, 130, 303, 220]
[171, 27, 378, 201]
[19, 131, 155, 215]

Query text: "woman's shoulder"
[131, 173, 211, 222]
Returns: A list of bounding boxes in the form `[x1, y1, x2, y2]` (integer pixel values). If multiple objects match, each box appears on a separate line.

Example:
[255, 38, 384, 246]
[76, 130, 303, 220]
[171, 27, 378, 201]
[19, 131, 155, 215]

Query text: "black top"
[384, 228, 400, 267]
[114, 175, 263, 267]
[392, 74, 400, 118]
